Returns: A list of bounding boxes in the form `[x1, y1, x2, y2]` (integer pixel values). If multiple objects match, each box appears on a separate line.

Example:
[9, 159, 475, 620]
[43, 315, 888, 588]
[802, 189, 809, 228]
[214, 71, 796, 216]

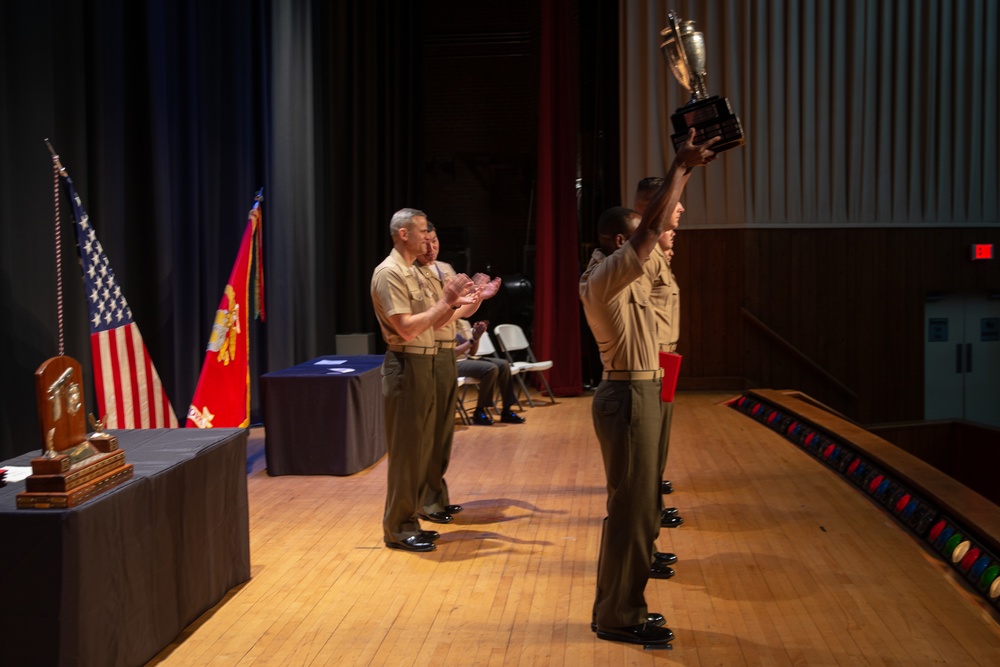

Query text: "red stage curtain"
[533, 0, 583, 396]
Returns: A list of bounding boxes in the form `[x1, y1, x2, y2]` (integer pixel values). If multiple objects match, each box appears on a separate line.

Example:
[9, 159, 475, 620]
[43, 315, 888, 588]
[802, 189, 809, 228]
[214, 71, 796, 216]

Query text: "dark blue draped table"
[0, 427, 250, 667]
[261, 355, 387, 475]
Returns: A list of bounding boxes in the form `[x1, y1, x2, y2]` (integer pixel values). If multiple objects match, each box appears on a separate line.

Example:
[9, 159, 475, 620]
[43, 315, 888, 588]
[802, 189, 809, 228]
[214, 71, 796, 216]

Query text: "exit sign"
[971, 243, 994, 260]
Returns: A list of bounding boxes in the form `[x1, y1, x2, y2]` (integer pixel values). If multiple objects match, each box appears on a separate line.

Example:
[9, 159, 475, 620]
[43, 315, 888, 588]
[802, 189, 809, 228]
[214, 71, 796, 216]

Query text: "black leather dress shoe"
[419, 512, 454, 524]
[662, 507, 679, 518]
[471, 409, 493, 425]
[661, 515, 684, 528]
[596, 622, 674, 645]
[418, 530, 440, 542]
[650, 562, 675, 579]
[499, 410, 525, 424]
[591, 613, 665, 633]
[385, 536, 436, 552]
[653, 552, 677, 565]
[445, 505, 463, 514]
[661, 480, 674, 494]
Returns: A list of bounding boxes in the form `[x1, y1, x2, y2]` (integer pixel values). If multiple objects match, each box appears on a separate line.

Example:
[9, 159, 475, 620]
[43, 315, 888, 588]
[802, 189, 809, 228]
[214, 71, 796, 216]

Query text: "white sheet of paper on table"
[2, 466, 33, 483]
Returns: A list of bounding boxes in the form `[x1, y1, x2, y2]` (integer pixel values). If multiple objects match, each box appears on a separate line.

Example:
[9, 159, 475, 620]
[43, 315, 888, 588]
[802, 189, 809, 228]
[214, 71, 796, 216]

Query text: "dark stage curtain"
[577, 0, 621, 388]
[1, 0, 269, 458]
[533, 0, 582, 396]
[266, 0, 422, 374]
[0, 1, 421, 459]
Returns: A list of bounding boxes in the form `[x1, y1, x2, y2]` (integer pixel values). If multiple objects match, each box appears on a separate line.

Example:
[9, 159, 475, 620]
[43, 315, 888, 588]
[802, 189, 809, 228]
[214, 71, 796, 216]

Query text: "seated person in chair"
[455, 319, 525, 425]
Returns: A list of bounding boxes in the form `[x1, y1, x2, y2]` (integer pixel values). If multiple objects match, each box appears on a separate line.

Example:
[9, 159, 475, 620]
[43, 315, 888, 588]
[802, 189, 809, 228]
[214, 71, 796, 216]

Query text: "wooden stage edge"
[733, 388, 1000, 613]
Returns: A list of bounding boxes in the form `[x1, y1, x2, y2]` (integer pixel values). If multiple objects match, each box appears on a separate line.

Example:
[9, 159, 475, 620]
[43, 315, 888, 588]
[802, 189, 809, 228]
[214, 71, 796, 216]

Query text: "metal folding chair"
[455, 375, 480, 424]
[492, 323, 556, 406]
[470, 333, 522, 413]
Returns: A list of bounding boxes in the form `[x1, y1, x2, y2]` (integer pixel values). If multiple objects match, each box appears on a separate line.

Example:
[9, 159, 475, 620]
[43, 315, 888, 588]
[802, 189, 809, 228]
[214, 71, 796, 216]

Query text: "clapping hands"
[444, 274, 478, 306]
[472, 273, 502, 300]
[472, 320, 489, 340]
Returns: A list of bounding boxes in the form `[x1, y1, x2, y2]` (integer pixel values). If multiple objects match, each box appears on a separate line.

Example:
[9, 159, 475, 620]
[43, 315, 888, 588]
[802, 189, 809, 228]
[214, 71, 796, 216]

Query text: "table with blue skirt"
[0, 427, 250, 667]
[261, 354, 387, 475]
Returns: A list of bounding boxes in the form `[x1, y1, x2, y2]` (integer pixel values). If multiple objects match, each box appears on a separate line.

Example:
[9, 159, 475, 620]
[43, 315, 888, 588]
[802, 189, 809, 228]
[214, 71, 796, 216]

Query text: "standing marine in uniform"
[580, 130, 717, 644]
[634, 177, 685, 582]
[371, 208, 475, 552]
[415, 223, 500, 525]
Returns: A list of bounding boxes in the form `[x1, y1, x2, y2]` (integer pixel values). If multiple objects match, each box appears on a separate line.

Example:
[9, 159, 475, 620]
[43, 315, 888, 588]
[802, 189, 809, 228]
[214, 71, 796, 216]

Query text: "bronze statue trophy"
[16, 356, 133, 509]
[660, 10, 746, 153]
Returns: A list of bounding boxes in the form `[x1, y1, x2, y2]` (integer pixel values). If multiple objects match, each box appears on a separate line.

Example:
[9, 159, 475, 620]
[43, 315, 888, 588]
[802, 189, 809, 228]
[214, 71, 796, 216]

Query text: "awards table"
[261, 355, 387, 475]
[0, 427, 250, 667]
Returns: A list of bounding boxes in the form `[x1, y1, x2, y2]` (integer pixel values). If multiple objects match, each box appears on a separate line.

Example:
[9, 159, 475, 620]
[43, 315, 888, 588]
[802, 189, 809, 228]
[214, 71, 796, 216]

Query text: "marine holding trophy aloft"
[577, 9, 745, 648]
[660, 10, 746, 153]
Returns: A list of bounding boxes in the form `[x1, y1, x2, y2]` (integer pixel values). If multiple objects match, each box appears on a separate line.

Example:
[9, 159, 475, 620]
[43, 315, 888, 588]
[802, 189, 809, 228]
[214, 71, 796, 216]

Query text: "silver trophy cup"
[660, 11, 745, 152]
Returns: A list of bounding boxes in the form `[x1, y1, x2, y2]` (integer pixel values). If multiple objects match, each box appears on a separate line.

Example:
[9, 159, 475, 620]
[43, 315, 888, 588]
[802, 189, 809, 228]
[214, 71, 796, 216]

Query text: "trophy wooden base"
[670, 96, 745, 153]
[16, 463, 133, 509]
[17, 437, 132, 509]
[24, 450, 127, 493]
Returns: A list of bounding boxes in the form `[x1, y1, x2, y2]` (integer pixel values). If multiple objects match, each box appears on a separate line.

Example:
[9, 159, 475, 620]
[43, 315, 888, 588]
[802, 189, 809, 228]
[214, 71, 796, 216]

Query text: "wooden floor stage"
[148, 392, 1000, 666]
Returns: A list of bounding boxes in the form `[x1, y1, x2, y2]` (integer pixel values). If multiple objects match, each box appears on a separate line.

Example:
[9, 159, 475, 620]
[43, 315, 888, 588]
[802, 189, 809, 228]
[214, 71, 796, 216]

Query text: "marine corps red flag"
[186, 193, 264, 428]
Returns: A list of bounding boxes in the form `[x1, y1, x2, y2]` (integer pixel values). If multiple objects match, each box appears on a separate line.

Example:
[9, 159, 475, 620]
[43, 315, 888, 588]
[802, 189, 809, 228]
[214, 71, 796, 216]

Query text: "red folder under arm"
[659, 352, 682, 402]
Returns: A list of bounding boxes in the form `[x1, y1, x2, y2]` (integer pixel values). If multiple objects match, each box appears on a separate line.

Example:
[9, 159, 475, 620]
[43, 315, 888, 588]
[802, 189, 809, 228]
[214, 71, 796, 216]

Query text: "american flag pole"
[45, 139, 67, 356]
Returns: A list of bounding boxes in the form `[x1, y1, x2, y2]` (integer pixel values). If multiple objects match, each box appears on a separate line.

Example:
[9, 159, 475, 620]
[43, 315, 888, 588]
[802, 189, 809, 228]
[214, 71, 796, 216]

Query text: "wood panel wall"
[674, 227, 1000, 424]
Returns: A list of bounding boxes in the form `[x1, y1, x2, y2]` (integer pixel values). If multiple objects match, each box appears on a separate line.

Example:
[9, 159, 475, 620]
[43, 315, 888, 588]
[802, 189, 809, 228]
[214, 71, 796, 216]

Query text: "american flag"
[63, 172, 179, 429]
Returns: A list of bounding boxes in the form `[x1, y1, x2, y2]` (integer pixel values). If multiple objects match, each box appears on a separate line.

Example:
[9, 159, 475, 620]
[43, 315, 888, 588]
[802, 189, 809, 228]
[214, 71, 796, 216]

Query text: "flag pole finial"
[44, 139, 67, 176]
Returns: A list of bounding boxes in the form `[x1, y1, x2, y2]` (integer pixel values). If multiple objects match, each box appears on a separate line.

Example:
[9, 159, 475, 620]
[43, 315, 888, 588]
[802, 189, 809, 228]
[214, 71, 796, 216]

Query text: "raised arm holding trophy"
[660, 10, 746, 153]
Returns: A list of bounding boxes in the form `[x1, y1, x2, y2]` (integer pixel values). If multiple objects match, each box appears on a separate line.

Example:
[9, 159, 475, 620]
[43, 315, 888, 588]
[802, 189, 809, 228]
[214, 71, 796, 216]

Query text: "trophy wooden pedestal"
[16, 356, 134, 509]
[16, 442, 134, 509]
[670, 96, 745, 153]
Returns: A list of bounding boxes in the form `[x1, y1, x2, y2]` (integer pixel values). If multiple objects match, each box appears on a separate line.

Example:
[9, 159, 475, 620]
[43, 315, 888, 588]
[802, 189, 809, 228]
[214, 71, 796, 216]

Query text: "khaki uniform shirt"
[644, 246, 680, 352]
[579, 243, 659, 372]
[455, 318, 474, 361]
[418, 260, 458, 344]
[371, 247, 437, 349]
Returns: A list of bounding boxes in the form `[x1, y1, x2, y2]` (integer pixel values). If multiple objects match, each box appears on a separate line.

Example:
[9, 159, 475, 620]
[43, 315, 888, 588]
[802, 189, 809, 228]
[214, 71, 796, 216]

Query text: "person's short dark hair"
[426, 221, 436, 233]
[636, 177, 664, 197]
[634, 177, 664, 211]
[597, 206, 637, 253]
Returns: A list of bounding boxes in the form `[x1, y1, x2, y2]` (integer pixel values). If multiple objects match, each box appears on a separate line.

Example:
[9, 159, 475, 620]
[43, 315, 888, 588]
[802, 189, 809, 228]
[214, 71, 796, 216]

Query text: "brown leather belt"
[387, 345, 437, 356]
[602, 368, 664, 381]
